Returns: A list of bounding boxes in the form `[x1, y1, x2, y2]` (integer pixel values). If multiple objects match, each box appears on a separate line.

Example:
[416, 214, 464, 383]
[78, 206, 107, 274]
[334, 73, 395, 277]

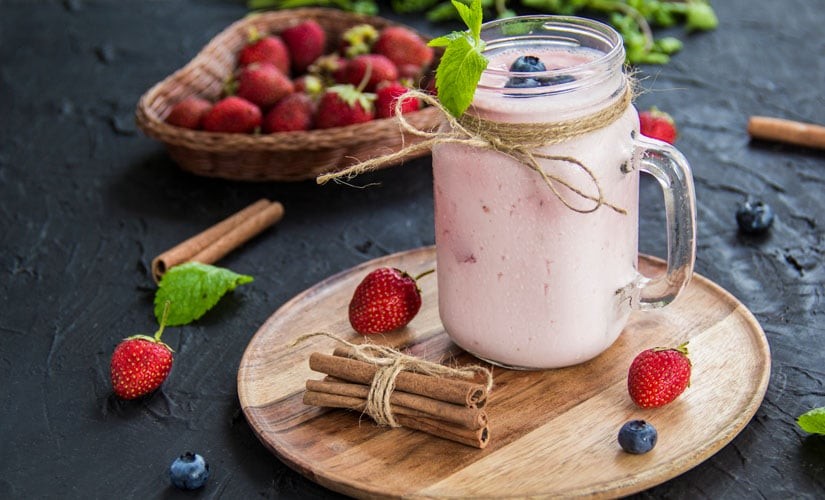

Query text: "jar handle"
[632, 135, 697, 310]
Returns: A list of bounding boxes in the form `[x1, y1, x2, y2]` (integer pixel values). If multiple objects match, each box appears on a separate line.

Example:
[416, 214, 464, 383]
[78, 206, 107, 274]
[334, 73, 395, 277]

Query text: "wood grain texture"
[237, 246, 770, 499]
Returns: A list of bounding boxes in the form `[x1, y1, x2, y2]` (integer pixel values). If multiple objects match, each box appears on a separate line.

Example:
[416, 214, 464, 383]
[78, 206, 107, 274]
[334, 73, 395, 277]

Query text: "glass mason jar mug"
[432, 16, 696, 369]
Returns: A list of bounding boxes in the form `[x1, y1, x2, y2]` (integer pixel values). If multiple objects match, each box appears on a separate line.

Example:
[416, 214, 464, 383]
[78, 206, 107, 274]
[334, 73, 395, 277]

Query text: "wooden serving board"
[237, 246, 770, 499]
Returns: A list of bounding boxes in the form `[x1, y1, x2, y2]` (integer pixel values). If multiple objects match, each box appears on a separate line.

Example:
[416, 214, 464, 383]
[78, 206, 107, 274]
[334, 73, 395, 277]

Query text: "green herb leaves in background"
[428, 0, 488, 117]
[248, 0, 718, 65]
[154, 262, 254, 326]
[797, 407, 825, 435]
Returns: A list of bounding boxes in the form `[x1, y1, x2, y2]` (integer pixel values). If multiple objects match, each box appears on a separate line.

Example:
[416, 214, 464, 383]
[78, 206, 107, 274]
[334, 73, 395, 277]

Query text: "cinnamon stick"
[308, 352, 488, 408]
[307, 379, 487, 429]
[303, 390, 490, 448]
[151, 199, 284, 282]
[747, 116, 825, 150]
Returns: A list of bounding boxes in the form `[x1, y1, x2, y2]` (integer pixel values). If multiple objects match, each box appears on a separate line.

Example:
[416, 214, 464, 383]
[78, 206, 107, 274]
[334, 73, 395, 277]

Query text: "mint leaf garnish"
[154, 262, 254, 326]
[797, 407, 825, 435]
[428, 0, 488, 118]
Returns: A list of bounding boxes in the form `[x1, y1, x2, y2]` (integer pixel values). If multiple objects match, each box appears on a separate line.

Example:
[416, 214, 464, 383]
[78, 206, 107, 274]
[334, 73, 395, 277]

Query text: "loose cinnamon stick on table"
[747, 116, 825, 151]
[306, 378, 488, 430]
[303, 390, 490, 448]
[151, 198, 284, 282]
[308, 351, 488, 408]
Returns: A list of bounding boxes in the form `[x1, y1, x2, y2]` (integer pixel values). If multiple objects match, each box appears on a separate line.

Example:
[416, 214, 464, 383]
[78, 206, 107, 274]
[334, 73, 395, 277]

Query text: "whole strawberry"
[375, 81, 420, 119]
[235, 63, 294, 109]
[263, 92, 314, 133]
[342, 54, 398, 92]
[627, 342, 691, 408]
[202, 96, 262, 133]
[165, 97, 212, 130]
[349, 267, 433, 335]
[280, 20, 327, 74]
[639, 107, 678, 144]
[372, 26, 434, 71]
[315, 84, 375, 129]
[110, 305, 174, 399]
[238, 30, 290, 75]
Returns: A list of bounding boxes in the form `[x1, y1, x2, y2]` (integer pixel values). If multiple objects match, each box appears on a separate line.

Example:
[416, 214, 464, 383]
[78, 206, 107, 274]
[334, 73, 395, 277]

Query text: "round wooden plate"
[238, 246, 770, 499]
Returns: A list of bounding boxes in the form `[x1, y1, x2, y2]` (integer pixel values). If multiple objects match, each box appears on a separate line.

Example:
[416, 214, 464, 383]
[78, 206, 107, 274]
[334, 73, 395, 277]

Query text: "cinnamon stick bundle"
[151, 199, 284, 282]
[747, 116, 825, 150]
[304, 349, 492, 448]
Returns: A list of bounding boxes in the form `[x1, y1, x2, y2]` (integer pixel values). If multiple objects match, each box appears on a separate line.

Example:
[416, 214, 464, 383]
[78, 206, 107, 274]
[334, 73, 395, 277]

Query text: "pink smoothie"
[433, 45, 640, 368]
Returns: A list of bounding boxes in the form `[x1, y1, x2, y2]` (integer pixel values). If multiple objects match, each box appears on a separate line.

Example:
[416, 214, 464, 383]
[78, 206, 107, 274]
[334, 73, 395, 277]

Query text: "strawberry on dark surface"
[315, 85, 375, 129]
[375, 81, 420, 118]
[263, 92, 314, 133]
[348, 267, 432, 335]
[639, 107, 678, 144]
[165, 96, 212, 130]
[372, 26, 434, 71]
[280, 19, 327, 74]
[110, 306, 174, 400]
[238, 32, 290, 75]
[202, 96, 262, 133]
[235, 63, 294, 109]
[342, 54, 398, 92]
[627, 343, 692, 408]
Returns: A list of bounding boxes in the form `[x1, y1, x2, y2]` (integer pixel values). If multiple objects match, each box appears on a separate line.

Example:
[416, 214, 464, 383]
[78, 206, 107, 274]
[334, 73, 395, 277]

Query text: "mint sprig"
[428, 0, 488, 118]
[154, 262, 254, 326]
[797, 406, 825, 435]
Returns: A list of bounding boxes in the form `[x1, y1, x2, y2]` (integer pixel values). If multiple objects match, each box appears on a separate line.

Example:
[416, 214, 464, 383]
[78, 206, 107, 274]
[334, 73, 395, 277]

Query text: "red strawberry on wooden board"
[165, 96, 212, 130]
[348, 267, 434, 335]
[202, 96, 262, 133]
[315, 84, 375, 129]
[627, 342, 692, 408]
[110, 304, 174, 400]
[639, 107, 678, 144]
[238, 29, 290, 75]
[280, 19, 327, 74]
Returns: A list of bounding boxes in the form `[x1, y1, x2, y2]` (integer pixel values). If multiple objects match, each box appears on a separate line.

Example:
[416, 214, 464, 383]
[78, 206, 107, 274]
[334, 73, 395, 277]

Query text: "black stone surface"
[1, 0, 823, 498]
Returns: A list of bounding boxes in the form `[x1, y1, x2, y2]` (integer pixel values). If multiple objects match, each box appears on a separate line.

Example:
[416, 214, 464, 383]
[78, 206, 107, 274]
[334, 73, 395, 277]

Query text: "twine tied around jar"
[289, 331, 494, 427]
[317, 85, 635, 214]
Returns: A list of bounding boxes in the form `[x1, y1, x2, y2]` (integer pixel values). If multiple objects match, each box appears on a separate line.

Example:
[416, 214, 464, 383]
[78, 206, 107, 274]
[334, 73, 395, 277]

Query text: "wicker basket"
[135, 8, 442, 182]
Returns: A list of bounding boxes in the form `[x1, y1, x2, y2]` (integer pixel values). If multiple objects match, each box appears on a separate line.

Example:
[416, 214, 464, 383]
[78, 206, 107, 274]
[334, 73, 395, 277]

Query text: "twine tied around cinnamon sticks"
[317, 85, 635, 215]
[293, 332, 494, 448]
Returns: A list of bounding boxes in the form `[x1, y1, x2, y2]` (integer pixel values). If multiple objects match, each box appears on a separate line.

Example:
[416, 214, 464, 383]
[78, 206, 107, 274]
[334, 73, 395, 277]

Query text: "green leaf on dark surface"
[798, 407, 825, 435]
[154, 262, 254, 326]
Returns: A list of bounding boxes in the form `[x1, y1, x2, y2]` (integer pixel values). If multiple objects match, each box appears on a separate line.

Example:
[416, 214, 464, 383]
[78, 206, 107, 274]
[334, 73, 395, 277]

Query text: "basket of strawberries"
[136, 8, 441, 181]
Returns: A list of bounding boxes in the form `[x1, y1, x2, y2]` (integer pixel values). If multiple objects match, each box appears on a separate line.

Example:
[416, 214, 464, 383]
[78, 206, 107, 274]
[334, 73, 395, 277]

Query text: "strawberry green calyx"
[428, 0, 488, 118]
[342, 23, 379, 58]
[413, 268, 435, 282]
[329, 84, 376, 113]
[246, 26, 263, 44]
[123, 301, 173, 351]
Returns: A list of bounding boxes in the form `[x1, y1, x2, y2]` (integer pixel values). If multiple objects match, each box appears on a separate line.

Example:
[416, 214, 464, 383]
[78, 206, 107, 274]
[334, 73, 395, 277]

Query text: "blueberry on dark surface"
[505, 55, 575, 89]
[618, 420, 658, 454]
[736, 198, 775, 234]
[169, 452, 210, 490]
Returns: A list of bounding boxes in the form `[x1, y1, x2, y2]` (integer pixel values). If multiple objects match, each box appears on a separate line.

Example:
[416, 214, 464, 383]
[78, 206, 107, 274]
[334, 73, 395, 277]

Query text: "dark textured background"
[1, 0, 823, 498]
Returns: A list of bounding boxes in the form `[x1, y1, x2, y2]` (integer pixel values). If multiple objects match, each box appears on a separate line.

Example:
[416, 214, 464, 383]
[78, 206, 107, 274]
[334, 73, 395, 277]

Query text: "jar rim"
[477, 15, 625, 93]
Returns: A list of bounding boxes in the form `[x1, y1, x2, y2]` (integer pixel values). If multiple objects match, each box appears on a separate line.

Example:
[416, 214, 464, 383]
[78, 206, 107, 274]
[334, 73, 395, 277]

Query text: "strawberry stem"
[414, 268, 435, 281]
[154, 301, 171, 341]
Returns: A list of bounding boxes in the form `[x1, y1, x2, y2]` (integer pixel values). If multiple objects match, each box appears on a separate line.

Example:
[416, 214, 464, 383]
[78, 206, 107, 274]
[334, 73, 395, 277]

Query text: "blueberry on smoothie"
[506, 55, 575, 89]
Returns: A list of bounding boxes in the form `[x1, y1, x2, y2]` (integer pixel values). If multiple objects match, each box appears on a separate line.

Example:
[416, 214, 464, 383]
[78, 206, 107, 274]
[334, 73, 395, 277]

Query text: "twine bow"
[290, 332, 493, 427]
[317, 85, 635, 214]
